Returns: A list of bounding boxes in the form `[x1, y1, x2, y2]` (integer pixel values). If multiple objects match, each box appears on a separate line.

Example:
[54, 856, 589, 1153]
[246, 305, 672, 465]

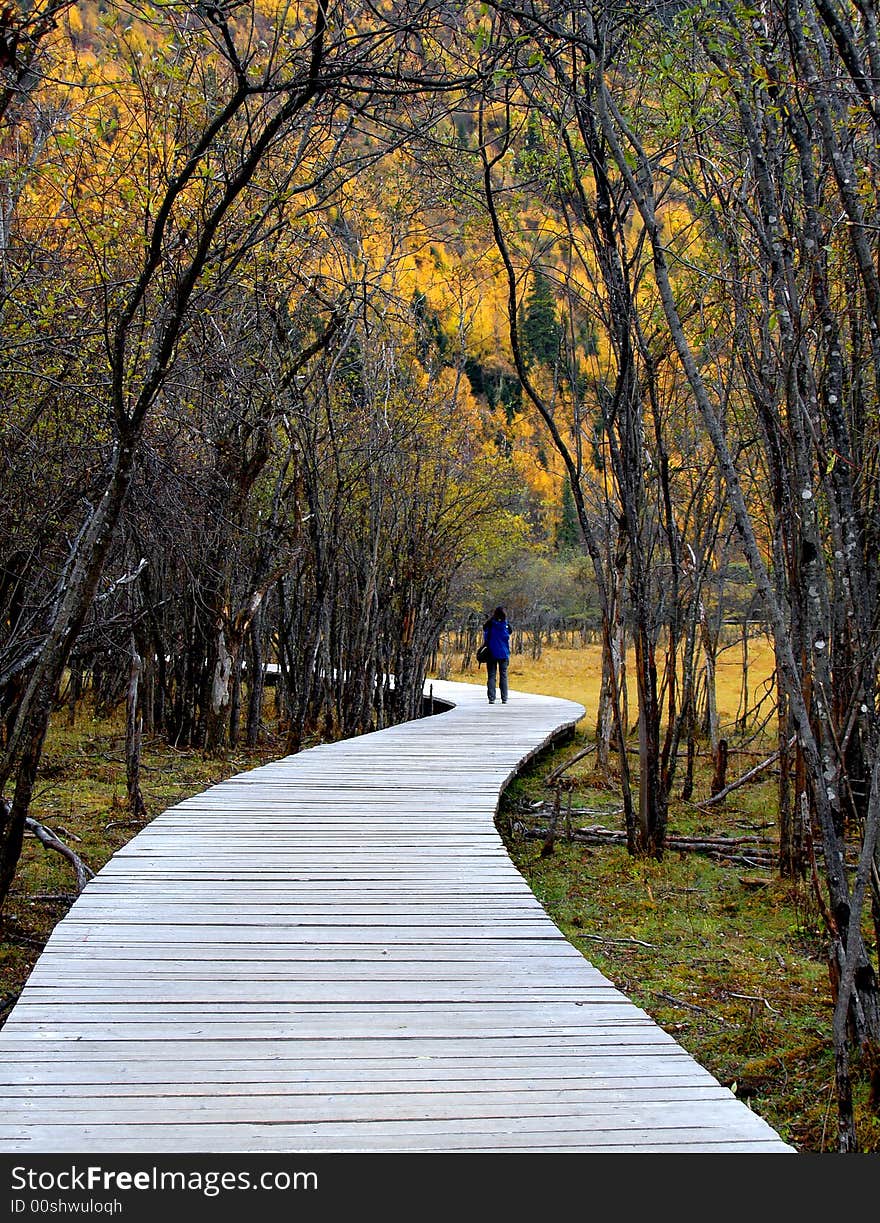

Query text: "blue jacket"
[484, 618, 511, 661]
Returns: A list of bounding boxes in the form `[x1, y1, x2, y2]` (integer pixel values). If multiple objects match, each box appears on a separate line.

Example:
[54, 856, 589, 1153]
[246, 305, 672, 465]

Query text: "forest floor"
[1, 645, 878, 1152]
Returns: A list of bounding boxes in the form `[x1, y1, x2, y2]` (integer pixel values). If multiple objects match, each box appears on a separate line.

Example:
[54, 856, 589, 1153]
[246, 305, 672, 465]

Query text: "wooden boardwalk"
[0, 680, 792, 1152]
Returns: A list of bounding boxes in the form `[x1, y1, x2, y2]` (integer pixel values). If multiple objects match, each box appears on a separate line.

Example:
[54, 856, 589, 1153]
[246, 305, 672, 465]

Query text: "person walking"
[483, 606, 511, 705]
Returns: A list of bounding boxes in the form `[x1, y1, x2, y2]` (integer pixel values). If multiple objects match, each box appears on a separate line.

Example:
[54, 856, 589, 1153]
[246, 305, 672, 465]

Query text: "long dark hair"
[493, 606, 506, 621]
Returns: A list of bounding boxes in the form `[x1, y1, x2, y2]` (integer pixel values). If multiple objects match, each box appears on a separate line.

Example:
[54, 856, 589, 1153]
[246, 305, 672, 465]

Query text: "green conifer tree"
[556, 476, 581, 552]
[520, 270, 562, 369]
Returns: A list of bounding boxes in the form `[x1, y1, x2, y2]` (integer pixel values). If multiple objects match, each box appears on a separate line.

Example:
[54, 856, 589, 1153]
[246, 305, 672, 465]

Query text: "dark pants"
[487, 657, 508, 703]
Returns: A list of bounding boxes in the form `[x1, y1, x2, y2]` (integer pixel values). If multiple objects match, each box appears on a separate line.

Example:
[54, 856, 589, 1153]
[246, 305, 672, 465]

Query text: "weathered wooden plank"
[27, 945, 601, 964]
[0, 1063, 721, 1086]
[0, 1031, 683, 1057]
[7, 1012, 644, 1036]
[0, 1135, 786, 1153]
[0, 1120, 788, 1155]
[22, 974, 602, 989]
[0, 1097, 762, 1126]
[19, 974, 610, 991]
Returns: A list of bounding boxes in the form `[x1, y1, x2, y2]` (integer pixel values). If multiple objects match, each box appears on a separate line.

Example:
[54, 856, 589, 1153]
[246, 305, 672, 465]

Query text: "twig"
[94, 557, 147, 602]
[803, 792, 837, 935]
[2, 933, 45, 949]
[655, 990, 731, 1025]
[24, 818, 94, 893]
[727, 991, 780, 1015]
[568, 805, 625, 818]
[575, 932, 657, 949]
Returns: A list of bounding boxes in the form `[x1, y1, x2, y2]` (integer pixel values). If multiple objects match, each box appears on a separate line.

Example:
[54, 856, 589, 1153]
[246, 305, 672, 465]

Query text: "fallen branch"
[726, 991, 780, 1015]
[51, 825, 82, 843]
[10, 936, 45, 949]
[516, 820, 777, 866]
[568, 805, 625, 819]
[655, 990, 731, 1025]
[512, 802, 624, 819]
[546, 743, 597, 786]
[104, 818, 150, 833]
[695, 736, 795, 808]
[24, 818, 94, 893]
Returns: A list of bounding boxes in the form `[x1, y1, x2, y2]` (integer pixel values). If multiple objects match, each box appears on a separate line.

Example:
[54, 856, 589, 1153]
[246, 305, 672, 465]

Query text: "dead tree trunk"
[709, 738, 729, 799]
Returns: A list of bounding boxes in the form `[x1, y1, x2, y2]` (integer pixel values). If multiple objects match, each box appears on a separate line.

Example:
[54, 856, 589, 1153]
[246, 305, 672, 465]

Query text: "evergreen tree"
[411, 291, 448, 366]
[556, 477, 581, 552]
[520, 271, 562, 369]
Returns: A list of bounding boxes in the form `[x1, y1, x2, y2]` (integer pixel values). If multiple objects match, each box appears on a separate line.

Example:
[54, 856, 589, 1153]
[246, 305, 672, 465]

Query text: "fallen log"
[24, 818, 94, 893]
[515, 821, 777, 866]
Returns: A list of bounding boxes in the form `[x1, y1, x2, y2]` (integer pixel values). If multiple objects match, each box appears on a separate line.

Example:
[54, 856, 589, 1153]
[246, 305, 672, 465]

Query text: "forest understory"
[2, 650, 875, 1153]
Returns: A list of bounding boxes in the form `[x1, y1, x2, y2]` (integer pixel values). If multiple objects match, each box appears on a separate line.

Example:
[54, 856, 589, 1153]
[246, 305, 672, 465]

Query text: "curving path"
[0, 680, 792, 1152]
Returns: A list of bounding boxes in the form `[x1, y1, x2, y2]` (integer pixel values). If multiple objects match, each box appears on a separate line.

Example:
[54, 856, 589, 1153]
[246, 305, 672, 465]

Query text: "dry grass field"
[439, 634, 778, 730]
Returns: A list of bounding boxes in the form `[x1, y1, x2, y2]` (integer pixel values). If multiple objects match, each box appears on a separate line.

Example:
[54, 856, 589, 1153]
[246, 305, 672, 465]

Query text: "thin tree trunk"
[737, 622, 750, 733]
[66, 664, 82, 729]
[229, 655, 243, 749]
[596, 624, 615, 771]
[205, 622, 235, 753]
[0, 439, 137, 906]
[710, 738, 729, 799]
[125, 635, 147, 822]
[246, 606, 265, 748]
